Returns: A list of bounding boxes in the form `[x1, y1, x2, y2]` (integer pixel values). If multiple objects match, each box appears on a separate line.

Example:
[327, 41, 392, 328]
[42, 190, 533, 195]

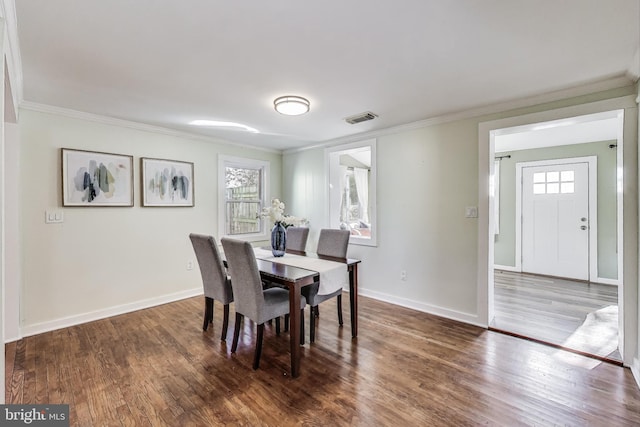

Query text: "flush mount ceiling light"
[274, 96, 310, 116]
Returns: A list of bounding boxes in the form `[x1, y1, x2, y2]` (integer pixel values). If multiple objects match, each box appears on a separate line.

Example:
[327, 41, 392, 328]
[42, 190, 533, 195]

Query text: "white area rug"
[554, 305, 618, 368]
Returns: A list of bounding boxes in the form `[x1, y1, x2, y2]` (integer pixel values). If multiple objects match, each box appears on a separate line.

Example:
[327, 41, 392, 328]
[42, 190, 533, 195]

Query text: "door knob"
[580, 225, 587, 230]
[581, 217, 587, 222]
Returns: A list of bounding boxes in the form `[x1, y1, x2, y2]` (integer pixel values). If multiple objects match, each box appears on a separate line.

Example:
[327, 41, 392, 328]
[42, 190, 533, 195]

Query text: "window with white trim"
[327, 139, 377, 246]
[218, 155, 269, 240]
[533, 170, 575, 195]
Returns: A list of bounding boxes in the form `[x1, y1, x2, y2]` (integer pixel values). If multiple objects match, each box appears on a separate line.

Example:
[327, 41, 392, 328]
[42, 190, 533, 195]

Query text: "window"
[327, 139, 377, 246]
[218, 156, 270, 240]
[533, 170, 575, 195]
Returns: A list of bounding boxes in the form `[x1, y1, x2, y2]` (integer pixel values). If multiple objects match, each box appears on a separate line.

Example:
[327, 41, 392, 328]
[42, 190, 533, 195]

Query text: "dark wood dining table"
[256, 248, 361, 378]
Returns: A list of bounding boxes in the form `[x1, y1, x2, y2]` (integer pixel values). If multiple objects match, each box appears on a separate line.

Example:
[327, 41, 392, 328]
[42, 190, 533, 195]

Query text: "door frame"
[477, 97, 637, 366]
[515, 156, 599, 282]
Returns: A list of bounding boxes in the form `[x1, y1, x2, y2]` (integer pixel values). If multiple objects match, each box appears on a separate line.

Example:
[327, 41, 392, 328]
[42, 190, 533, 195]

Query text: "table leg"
[349, 264, 358, 338]
[288, 283, 301, 377]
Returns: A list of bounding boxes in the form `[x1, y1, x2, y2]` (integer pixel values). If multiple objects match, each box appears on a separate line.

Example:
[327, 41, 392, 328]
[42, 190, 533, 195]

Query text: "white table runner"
[254, 248, 349, 295]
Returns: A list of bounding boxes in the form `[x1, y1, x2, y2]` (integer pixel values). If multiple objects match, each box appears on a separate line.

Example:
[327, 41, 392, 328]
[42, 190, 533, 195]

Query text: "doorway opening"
[486, 109, 624, 364]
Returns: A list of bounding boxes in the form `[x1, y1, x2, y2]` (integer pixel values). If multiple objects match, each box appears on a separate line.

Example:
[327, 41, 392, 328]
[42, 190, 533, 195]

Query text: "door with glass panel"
[521, 162, 590, 280]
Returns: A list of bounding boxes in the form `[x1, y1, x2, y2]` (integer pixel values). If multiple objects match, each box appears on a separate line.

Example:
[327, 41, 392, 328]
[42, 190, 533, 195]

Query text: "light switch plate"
[45, 210, 64, 224]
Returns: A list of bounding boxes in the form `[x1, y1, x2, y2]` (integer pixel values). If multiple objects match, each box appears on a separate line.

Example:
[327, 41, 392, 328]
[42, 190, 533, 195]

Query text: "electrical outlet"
[186, 260, 194, 270]
[465, 206, 478, 218]
[400, 270, 407, 281]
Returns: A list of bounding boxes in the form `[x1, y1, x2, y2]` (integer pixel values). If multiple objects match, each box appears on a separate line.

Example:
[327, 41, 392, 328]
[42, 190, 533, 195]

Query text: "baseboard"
[594, 277, 621, 286]
[19, 288, 203, 339]
[358, 288, 485, 328]
[4, 334, 21, 344]
[632, 358, 640, 390]
[493, 264, 520, 273]
[493, 267, 620, 286]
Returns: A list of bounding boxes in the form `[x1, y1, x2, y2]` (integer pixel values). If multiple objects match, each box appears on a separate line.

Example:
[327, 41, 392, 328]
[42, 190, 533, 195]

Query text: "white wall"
[635, 81, 640, 387]
[1, 0, 21, 403]
[18, 109, 281, 335]
[0, 19, 5, 404]
[283, 148, 330, 250]
[4, 121, 18, 341]
[284, 86, 639, 332]
[285, 121, 482, 324]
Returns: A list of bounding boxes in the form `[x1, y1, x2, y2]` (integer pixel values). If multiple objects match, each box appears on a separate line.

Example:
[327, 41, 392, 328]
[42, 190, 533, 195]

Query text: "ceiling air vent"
[345, 111, 378, 125]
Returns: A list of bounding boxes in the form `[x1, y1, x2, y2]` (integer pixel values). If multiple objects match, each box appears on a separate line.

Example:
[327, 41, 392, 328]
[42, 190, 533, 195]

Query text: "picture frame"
[61, 148, 134, 207]
[141, 157, 194, 207]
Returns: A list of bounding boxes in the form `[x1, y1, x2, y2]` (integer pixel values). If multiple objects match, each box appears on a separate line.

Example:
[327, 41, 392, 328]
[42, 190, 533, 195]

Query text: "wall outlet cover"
[465, 206, 478, 218]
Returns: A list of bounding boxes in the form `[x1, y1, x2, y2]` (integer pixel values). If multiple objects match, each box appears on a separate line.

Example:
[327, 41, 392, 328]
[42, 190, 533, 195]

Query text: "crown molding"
[17, 74, 634, 157]
[284, 74, 635, 155]
[19, 101, 282, 154]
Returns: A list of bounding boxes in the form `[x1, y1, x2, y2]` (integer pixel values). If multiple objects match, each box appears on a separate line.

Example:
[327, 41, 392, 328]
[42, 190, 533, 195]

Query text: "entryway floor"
[491, 270, 621, 363]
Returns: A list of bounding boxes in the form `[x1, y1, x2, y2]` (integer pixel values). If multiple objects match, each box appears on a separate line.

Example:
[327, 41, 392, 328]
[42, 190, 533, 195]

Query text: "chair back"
[189, 233, 233, 304]
[316, 229, 350, 258]
[221, 238, 265, 321]
[286, 227, 309, 252]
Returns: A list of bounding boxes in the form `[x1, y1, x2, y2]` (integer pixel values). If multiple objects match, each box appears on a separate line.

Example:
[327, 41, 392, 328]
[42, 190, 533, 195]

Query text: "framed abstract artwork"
[61, 148, 134, 207]
[141, 157, 194, 207]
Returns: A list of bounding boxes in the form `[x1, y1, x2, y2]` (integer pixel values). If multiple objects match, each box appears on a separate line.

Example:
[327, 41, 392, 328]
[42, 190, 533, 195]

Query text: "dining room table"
[253, 247, 361, 378]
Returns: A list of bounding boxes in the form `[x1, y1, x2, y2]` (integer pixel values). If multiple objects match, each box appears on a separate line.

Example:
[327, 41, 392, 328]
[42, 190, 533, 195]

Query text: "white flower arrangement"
[258, 198, 307, 227]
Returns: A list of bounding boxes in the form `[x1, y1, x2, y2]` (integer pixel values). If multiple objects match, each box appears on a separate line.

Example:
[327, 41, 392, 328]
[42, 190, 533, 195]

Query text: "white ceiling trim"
[20, 101, 281, 154]
[17, 74, 636, 158]
[284, 74, 634, 155]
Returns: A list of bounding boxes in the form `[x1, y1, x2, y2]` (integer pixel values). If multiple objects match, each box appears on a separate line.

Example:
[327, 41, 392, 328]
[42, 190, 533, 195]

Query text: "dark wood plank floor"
[492, 270, 621, 362]
[6, 294, 640, 426]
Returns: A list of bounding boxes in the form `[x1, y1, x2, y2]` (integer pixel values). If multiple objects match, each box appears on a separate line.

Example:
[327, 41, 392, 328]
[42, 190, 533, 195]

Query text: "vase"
[271, 222, 287, 257]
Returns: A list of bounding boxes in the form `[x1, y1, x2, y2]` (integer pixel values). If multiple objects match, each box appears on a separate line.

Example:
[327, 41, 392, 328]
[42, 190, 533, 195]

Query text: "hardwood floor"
[492, 270, 621, 362]
[6, 295, 640, 426]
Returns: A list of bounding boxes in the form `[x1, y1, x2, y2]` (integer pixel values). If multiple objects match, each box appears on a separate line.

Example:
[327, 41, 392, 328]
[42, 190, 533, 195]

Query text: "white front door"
[521, 162, 590, 280]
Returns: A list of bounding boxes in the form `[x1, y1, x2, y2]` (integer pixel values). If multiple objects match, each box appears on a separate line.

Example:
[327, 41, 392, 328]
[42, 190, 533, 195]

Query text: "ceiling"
[14, 1, 640, 151]
[495, 111, 622, 153]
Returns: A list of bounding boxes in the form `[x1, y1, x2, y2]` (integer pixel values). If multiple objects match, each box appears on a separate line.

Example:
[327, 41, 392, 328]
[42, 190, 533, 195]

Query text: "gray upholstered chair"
[275, 227, 309, 335]
[302, 229, 350, 343]
[221, 237, 306, 370]
[285, 227, 309, 252]
[189, 233, 234, 341]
